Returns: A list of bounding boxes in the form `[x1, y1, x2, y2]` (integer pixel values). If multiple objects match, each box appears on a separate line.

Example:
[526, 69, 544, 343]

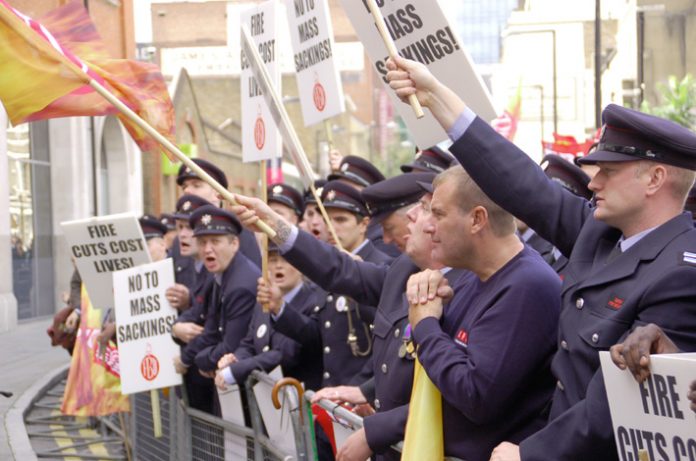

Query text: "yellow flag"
[401, 358, 444, 460]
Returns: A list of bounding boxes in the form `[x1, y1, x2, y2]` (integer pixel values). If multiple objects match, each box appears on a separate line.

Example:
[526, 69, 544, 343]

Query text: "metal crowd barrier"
[124, 372, 323, 461]
[120, 372, 464, 461]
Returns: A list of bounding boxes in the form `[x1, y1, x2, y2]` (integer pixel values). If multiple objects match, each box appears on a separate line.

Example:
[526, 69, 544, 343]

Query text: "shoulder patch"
[680, 251, 696, 266]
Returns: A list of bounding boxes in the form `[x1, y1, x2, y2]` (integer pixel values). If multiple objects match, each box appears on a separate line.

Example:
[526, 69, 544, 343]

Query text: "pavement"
[0, 318, 71, 460]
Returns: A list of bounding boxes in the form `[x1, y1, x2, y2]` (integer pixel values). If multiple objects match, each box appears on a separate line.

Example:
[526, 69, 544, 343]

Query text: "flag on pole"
[0, 1, 175, 154]
[491, 79, 522, 141]
[62, 286, 130, 416]
[401, 358, 444, 460]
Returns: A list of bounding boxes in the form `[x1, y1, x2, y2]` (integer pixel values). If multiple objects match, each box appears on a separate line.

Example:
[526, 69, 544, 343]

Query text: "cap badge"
[341, 162, 349, 172]
[316, 187, 323, 196]
[201, 214, 212, 225]
[162, 218, 169, 225]
[182, 201, 191, 211]
[326, 190, 336, 201]
[273, 185, 283, 195]
[415, 152, 422, 159]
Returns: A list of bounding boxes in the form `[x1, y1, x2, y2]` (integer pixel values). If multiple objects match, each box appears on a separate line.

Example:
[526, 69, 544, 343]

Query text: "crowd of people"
[57, 55, 696, 461]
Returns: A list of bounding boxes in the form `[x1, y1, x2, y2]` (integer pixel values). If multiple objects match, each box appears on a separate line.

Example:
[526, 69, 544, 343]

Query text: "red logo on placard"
[141, 345, 160, 381]
[254, 116, 266, 150]
[313, 81, 326, 112]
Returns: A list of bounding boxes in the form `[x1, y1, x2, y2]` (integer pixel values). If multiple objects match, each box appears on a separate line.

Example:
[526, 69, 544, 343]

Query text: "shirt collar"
[351, 239, 369, 255]
[214, 273, 222, 285]
[195, 260, 204, 273]
[440, 267, 453, 275]
[520, 227, 535, 243]
[283, 282, 303, 304]
[619, 225, 659, 252]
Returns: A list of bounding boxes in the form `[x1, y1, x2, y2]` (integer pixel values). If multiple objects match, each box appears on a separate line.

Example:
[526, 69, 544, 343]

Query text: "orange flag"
[62, 286, 130, 416]
[0, 1, 175, 154]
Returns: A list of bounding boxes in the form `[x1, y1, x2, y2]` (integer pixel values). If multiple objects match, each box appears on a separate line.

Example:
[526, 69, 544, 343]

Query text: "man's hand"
[257, 278, 283, 315]
[217, 353, 237, 370]
[385, 56, 466, 133]
[490, 442, 520, 461]
[173, 355, 188, 375]
[311, 386, 367, 405]
[96, 321, 116, 350]
[214, 370, 228, 391]
[165, 284, 191, 311]
[352, 403, 375, 417]
[406, 269, 452, 305]
[199, 369, 216, 379]
[609, 323, 680, 383]
[336, 428, 373, 461]
[172, 322, 204, 344]
[65, 310, 80, 332]
[230, 194, 292, 244]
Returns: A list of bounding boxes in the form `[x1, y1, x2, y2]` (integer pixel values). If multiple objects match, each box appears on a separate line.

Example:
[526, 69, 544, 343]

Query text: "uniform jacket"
[365, 248, 560, 461]
[451, 117, 696, 460]
[228, 283, 324, 390]
[276, 234, 391, 387]
[188, 252, 260, 372]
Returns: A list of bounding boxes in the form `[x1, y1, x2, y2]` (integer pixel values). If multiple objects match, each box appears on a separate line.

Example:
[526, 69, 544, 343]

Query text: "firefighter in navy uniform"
[168, 194, 216, 413]
[174, 206, 259, 416]
[171, 158, 261, 284]
[328, 155, 400, 257]
[271, 181, 392, 387]
[385, 56, 696, 461]
[214, 242, 325, 391]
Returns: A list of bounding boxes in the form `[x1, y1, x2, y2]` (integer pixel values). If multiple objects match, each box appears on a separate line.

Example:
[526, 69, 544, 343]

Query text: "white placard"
[241, 1, 282, 162]
[252, 367, 298, 455]
[339, 0, 496, 148]
[600, 351, 696, 461]
[113, 258, 182, 394]
[61, 213, 151, 311]
[218, 385, 247, 460]
[282, 0, 345, 126]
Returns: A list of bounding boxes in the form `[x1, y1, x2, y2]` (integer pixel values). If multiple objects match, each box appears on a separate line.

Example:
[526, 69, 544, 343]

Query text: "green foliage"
[640, 74, 696, 130]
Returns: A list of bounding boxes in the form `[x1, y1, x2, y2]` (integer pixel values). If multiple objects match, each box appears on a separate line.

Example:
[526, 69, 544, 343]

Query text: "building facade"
[0, 0, 140, 331]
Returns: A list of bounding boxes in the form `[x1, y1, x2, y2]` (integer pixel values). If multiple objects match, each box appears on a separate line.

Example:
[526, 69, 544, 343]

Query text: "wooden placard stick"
[241, 24, 344, 252]
[260, 159, 271, 312]
[364, 0, 424, 119]
[150, 389, 162, 438]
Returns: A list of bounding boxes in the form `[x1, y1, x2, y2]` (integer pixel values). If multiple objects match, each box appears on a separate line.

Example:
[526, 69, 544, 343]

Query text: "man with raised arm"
[385, 56, 696, 461]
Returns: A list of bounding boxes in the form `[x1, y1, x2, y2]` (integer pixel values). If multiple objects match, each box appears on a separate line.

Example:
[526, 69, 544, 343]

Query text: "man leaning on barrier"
[385, 55, 696, 461]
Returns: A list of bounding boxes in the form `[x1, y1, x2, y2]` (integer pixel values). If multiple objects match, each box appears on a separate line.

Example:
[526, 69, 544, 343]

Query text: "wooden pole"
[364, 0, 424, 119]
[241, 25, 344, 250]
[86, 79, 276, 238]
[31, 32, 276, 237]
[118, 412, 133, 461]
[260, 160, 270, 312]
[150, 389, 162, 438]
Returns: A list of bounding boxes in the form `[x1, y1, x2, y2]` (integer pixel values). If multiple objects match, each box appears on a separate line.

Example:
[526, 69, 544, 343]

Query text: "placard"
[61, 213, 151, 311]
[113, 258, 182, 394]
[600, 351, 696, 461]
[339, 0, 496, 148]
[241, 0, 282, 162]
[282, 0, 345, 125]
[218, 385, 247, 460]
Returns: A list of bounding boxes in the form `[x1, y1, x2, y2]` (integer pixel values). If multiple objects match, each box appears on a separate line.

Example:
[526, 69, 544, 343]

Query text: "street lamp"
[503, 29, 558, 134]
